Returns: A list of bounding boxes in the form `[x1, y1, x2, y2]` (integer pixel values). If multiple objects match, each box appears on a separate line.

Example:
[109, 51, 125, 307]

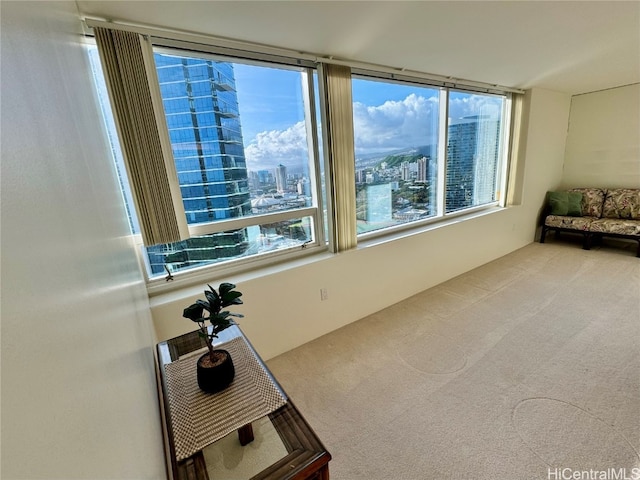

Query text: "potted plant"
[182, 282, 244, 393]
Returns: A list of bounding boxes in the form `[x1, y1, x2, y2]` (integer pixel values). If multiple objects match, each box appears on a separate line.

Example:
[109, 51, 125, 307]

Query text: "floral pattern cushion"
[601, 189, 640, 220]
[589, 218, 640, 236]
[568, 188, 606, 217]
[544, 215, 595, 231]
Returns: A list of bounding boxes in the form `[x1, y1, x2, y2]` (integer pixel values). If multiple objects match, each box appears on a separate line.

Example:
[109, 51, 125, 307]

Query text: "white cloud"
[244, 121, 309, 171]
[449, 94, 502, 122]
[353, 94, 439, 155]
[243, 93, 504, 168]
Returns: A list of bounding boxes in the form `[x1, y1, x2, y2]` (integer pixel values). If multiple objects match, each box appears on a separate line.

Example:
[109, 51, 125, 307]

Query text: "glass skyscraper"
[446, 115, 500, 213]
[147, 53, 251, 274]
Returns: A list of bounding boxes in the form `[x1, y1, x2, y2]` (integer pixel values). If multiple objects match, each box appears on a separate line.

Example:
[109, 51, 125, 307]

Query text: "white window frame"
[88, 37, 331, 293]
[349, 72, 513, 243]
[146, 46, 328, 290]
[85, 18, 521, 295]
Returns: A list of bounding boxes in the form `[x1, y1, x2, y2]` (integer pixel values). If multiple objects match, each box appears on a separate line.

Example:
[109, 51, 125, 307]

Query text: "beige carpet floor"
[267, 239, 640, 480]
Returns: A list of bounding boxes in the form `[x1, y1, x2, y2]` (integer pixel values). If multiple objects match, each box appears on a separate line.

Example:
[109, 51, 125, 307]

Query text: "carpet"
[267, 241, 640, 480]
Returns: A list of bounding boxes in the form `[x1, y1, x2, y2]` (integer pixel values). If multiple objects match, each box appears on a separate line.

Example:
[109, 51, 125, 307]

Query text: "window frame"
[349, 71, 513, 243]
[88, 36, 331, 292]
[149, 45, 325, 239]
[146, 45, 328, 287]
[86, 20, 520, 295]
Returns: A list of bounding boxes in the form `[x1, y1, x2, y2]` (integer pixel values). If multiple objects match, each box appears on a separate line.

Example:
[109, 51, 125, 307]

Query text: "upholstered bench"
[540, 188, 640, 257]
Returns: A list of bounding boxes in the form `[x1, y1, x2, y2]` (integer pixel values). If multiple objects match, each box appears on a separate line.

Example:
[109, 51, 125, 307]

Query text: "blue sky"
[352, 77, 438, 105]
[234, 64, 504, 170]
[92, 46, 503, 173]
[234, 64, 306, 144]
[234, 64, 505, 170]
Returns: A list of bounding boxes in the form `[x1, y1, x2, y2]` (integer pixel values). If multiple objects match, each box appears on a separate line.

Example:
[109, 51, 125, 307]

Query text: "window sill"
[147, 244, 333, 299]
[356, 204, 506, 251]
[148, 205, 506, 300]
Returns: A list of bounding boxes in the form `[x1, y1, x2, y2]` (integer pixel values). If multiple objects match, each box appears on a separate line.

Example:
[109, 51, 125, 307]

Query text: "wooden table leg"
[177, 451, 209, 480]
[238, 423, 254, 446]
[317, 464, 330, 480]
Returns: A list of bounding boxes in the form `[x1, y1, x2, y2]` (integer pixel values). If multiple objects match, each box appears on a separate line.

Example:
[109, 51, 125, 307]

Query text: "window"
[88, 25, 515, 287]
[446, 91, 505, 214]
[352, 77, 440, 235]
[351, 75, 509, 237]
[90, 44, 325, 280]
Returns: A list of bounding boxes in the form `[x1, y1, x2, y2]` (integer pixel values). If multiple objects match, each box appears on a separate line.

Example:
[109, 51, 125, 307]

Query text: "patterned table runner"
[164, 336, 287, 461]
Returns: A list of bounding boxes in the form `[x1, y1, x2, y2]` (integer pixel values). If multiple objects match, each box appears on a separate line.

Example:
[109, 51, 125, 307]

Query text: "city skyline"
[235, 66, 503, 171]
[90, 47, 504, 275]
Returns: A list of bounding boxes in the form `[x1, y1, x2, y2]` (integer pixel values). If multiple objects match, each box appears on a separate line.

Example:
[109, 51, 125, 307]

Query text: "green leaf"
[183, 303, 204, 321]
[213, 310, 231, 320]
[183, 282, 243, 334]
[219, 282, 235, 295]
[196, 299, 211, 312]
[206, 285, 220, 300]
[220, 290, 243, 306]
[204, 290, 221, 312]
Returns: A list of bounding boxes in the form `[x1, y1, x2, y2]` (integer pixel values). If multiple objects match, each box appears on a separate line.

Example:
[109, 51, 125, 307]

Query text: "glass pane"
[352, 77, 440, 235]
[145, 216, 315, 276]
[153, 51, 316, 225]
[446, 91, 504, 213]
[88, 47, 140, 235]
[89, 43, 321, 279]
[201, 416, 288, 479]
[151, 51, 319, 277]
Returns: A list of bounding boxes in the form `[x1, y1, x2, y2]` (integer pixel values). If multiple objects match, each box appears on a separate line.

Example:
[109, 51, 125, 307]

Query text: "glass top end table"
[156, 326, 331, 480]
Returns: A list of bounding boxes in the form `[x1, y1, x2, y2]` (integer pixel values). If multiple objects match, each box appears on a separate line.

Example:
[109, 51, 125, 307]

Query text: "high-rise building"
[257, 170, 271, 184]
[401, 161, 411, 181]
[472, 120, 501, 205]
[446, 115, 500, 212]
[416, 156, 428, 183]
[297, 178, 310, 196]
[275, 164, 287, 193]
[146, 54, 251, 274]
[249, 171, 261, 192]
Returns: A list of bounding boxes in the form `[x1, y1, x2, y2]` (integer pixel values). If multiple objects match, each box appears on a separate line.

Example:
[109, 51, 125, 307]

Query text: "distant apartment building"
[416, 156, 428, 183]
[401, 161, 411, 181]
[275, 164, 287, 193]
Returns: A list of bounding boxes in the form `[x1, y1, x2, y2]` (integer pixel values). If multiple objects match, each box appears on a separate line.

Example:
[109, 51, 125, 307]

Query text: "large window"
[352, 77, 440, 234]
[352, 76, 509, 237]
[90, 45, 324, 280]
[446, 91, 505, 214]
[89, 27, 514, 287]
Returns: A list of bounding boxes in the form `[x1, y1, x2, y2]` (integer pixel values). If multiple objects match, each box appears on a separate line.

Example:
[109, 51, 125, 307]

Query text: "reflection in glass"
[89, 43, 321, 278]
[146, 217, 314, 274]
[201, 416, 288, 479]
[446, 91, 504, 213]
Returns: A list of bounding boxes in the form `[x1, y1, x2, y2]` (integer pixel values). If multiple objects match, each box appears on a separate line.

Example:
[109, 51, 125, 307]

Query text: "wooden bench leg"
[540, 225, 547, 243]
[583, 233, 592, 250]
[238, 423, 254, 446]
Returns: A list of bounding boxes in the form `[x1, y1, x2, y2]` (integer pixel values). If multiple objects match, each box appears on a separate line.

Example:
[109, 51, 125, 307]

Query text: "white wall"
[1, 2, 165, 478]
[151, 87, 571, 360]
[563, 83, 640, 188]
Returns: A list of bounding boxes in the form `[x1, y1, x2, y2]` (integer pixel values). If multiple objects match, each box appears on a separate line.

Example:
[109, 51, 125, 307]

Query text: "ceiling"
[77, 1, 640, 95]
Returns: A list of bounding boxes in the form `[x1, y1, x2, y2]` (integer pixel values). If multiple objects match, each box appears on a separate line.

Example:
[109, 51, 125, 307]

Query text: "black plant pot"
[196, 349, 235, 394]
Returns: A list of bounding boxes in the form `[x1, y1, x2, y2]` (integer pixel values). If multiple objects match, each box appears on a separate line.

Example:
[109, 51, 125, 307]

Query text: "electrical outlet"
[320, 288, 328, 301]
